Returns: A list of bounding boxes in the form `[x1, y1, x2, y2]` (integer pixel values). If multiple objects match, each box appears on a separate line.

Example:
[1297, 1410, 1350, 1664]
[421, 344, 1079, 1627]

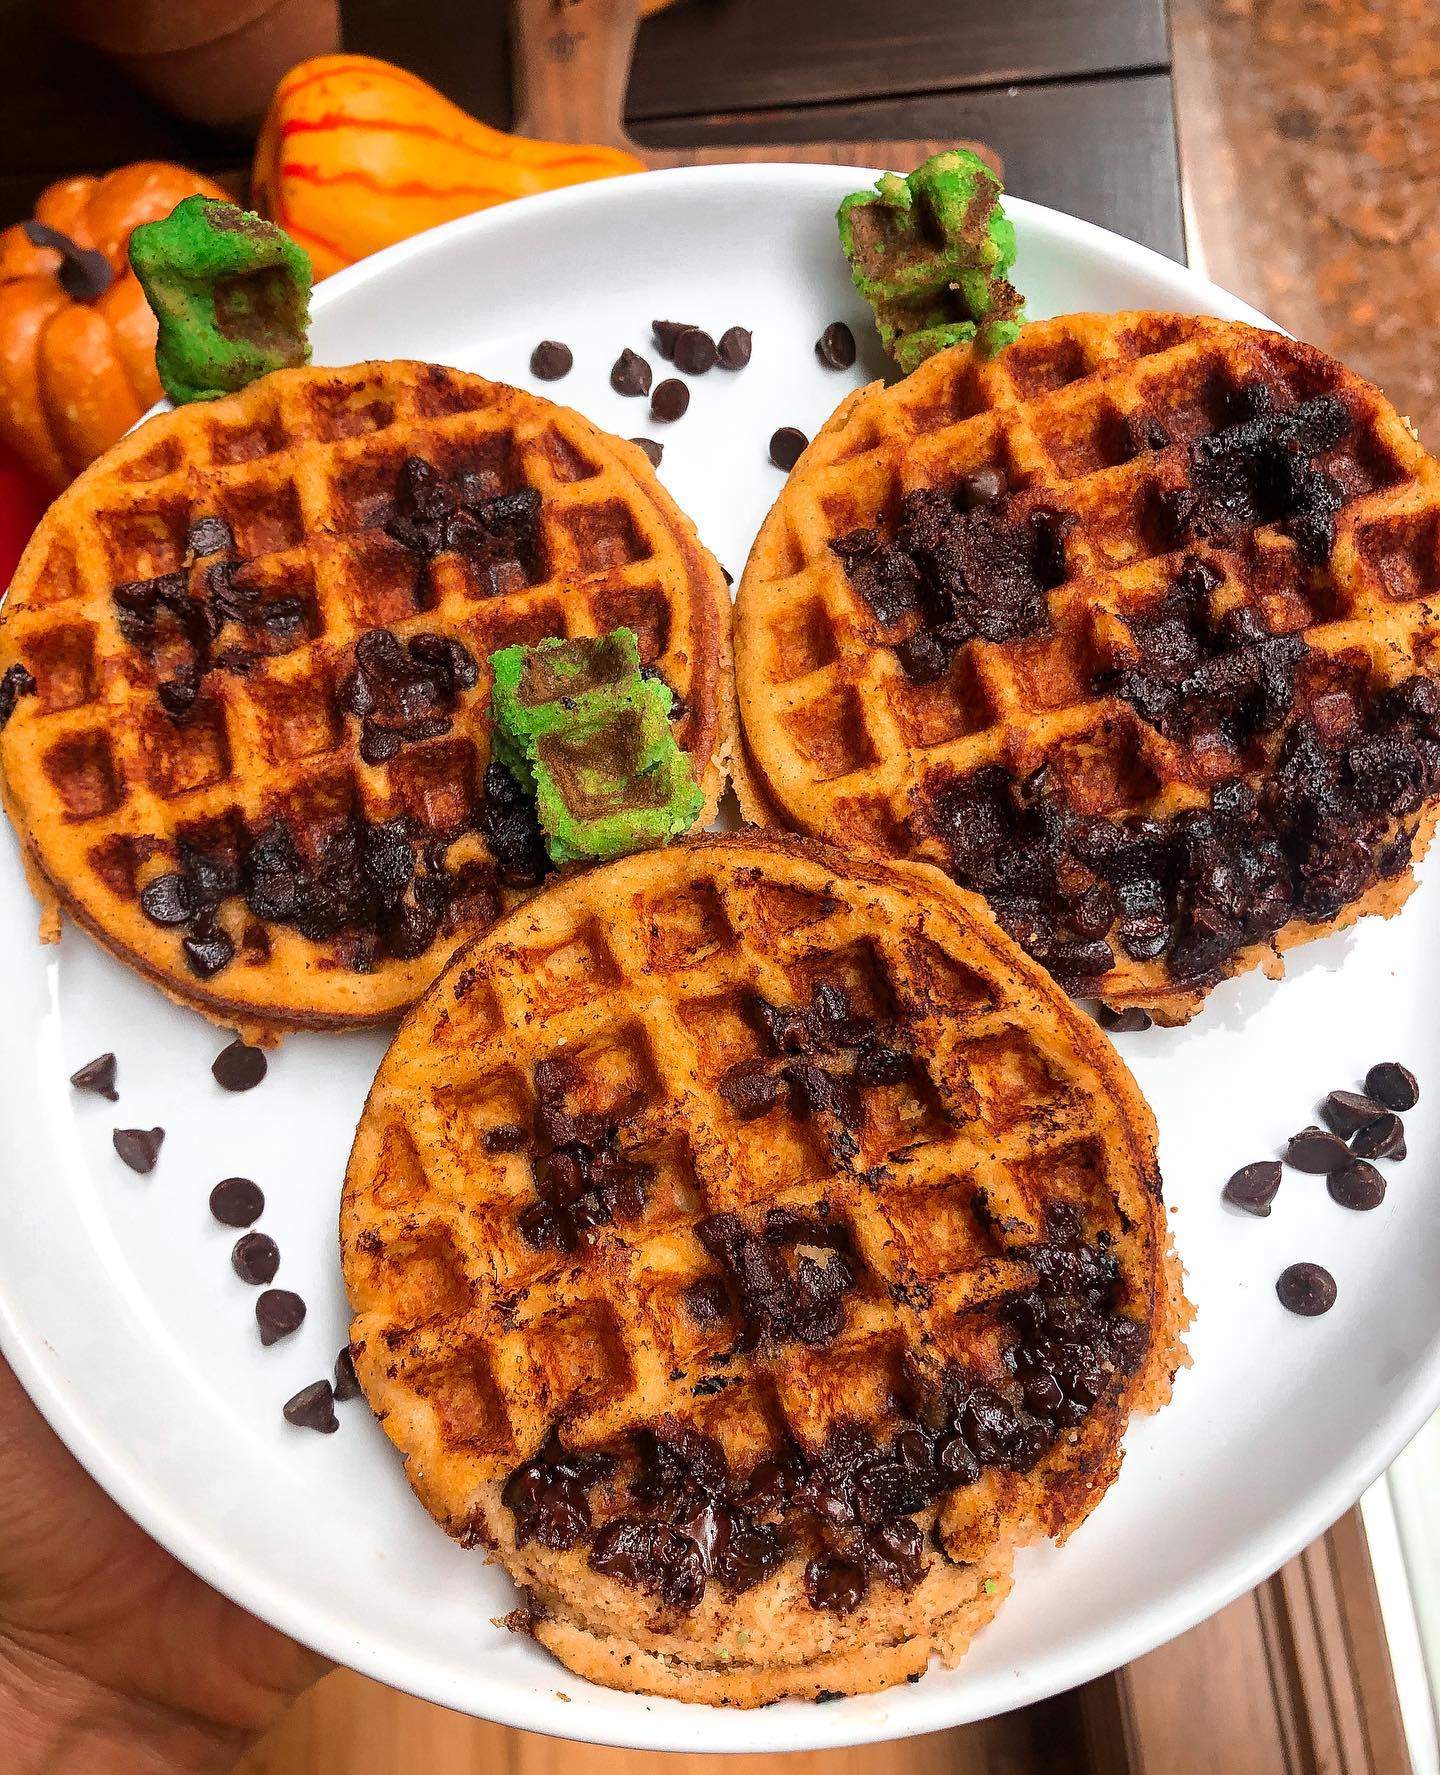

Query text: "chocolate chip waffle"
[734, 312, 1440, 1023]
[342, 829, 1187, 1705]
[0, 360, 732, 1034]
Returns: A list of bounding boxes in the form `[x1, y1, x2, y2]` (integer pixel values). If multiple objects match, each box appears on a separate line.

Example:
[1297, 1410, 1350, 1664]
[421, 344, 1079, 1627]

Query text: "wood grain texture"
[238, 1673, 1091, 1775]
[635, 75, 1186, 261]
[1082, 1509, 1411, 1775]
[627, 0, 1170, 117]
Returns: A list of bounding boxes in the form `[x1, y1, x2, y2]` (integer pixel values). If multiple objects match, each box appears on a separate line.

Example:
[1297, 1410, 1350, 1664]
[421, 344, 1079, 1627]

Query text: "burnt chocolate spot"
[517, 1055, 652, 1252]
[696, 1209, 856, 1350]
[1158, 384, 1352, 566]
[383, 455, 543, 595]
[832, 486, 1074, 680]
[0, 663, 37, 727]
[336, 625, 477, 760]
[477, 760, 549, 890]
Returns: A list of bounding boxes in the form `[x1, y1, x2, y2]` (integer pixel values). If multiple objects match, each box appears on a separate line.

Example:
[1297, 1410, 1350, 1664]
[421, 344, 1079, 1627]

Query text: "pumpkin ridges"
[0, 279, 72, 489]
[276, 164, 515, 204]
[35, 304, 138, 478]
[97, 271, 162, 411]
[83, 163, 230, 270]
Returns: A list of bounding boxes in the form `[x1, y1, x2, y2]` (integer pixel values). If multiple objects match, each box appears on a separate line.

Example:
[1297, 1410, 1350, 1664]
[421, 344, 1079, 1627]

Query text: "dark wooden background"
[0, 0, 1184, 261]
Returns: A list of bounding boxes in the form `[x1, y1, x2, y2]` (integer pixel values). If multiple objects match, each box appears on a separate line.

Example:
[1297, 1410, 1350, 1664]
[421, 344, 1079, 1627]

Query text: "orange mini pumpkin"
[253, 55, 643, 279]
[0, 161, 231, 491]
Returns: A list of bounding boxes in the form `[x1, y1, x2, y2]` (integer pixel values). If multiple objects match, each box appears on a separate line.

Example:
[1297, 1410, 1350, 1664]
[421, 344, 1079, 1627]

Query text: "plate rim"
[2, 160, 1436, 1754]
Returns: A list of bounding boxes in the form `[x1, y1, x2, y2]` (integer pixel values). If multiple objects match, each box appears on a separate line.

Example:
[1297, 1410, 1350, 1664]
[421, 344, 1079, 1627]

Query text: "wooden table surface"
[0, 1, 1418, 1769]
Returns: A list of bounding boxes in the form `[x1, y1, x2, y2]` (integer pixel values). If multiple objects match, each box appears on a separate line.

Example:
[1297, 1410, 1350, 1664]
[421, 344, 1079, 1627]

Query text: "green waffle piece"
[129, 196, 313, 405]
[837, 149, 1026, 372]
[489, 629, 704, 866]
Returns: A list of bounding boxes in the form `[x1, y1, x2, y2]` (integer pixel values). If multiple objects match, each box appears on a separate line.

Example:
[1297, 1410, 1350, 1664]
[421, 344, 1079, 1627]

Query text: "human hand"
[0, 1353, 329, 1774]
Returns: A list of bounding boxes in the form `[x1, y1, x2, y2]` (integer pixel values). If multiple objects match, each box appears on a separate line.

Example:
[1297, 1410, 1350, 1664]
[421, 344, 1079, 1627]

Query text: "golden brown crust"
[342, 828, 1187, 1704]
[0, 360, 730, 1035]
[734, 312, 1440, 1022]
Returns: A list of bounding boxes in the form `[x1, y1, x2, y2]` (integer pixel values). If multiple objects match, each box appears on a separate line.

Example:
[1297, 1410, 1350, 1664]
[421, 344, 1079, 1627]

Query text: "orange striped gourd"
[252, 55, 644, 279]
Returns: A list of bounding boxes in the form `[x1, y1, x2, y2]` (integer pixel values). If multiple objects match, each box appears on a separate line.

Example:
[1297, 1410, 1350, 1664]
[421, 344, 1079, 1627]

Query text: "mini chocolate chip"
[1099, 1006, 1152, 1032]
[957, 467, 1007, 510]
[1364, 1062, 1418, 1111]
[1327, 1161, 1386, 1211]
[1284, 1126, 1352, 1172]
[651, 319, 696, 360]
[673, 328, 718, 375]
[1223, 1160, 1282, 1216]
[113, 1127, 163, 1173]
[650, 379, 689, 423]
[283, 1379, 338, 1433]
[769, 427, 807, 471]
[334, 1345, 362, 1401]
[529, 340, 573, 380]
[183, 929, 235, 979]
[212, 1039, 267, 1092]
[232, 1231, 280, 1285]
[1351, 1112, 1406, 1160]
[256, 1288, 306, 1345]
[210, 1176, 264, 1227]
[139, 872, 196, 926]
[610, 349, 652, 396]
[70, 1052, 118, 1101]
[1321, 1089, 1385, 1135]
[816, 321, 857, 370]
[1276, 1261, 1337, 1316]
[717, 326, 752, 369]
[631, 437, 663, 467]
[186, 515, 234, 556]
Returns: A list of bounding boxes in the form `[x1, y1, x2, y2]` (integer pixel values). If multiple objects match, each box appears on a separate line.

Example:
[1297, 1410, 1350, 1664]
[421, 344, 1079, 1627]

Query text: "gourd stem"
[21, 221, 114, 302]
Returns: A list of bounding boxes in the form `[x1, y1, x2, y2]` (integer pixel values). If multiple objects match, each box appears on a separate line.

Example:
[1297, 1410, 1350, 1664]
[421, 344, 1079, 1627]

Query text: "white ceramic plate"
[2, 165, 1438, 1754]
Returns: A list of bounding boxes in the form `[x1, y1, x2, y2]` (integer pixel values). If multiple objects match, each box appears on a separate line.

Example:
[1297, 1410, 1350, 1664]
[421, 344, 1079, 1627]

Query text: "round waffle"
[734, 312, 1440, 1023]
[342, 829, 1187, 1705]
[0, 360, 732, 1035]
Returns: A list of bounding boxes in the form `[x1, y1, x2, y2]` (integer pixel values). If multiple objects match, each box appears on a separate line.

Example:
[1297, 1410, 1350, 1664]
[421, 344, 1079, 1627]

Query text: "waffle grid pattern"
[344, 835, 1174, 1575]
[0, 361, 728, 1028]
[735, 313, 1440, 1007]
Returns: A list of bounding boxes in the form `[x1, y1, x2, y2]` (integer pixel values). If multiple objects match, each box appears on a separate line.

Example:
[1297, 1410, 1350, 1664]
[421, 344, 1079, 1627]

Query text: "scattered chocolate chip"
[139, 872, 196, 926]
[717, 325, 752, 370]
[651, 319, 696, 361]
[211, 1039, 267, 1092]
[209, 1176, 264, 1227]
[610, 348, 652, 397]
[1327, 1160, 1386, 1211]
[673, 328, 718, 375]
[1284, 1126, 1352, 1173]
[650, 379, 689, 423]
[1321, 1089, 1385, 1135]
[113, 1127, 164, 1173]
[529, 340, 573, 380]
[816, 321, 857, 370]
[1223, 1160, 1282, 1216]
[256, 1288, 306, 1345]
[769, 427, 807, 471]
[282, 1379, 338, 1433]
[334, 1345, 362, 1401]
[957, 467, 1008, 510]
[1351, 1112, 1406, 1160]
[1276, 1261, 1337, 1316]
[70, 1052, 118, 1101]
[1099, 1006, 1152, 1032]
[631, 436, 663, 467]
[232, 1231, 280, 1285]
[1364, 1062, 1418, 1111]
